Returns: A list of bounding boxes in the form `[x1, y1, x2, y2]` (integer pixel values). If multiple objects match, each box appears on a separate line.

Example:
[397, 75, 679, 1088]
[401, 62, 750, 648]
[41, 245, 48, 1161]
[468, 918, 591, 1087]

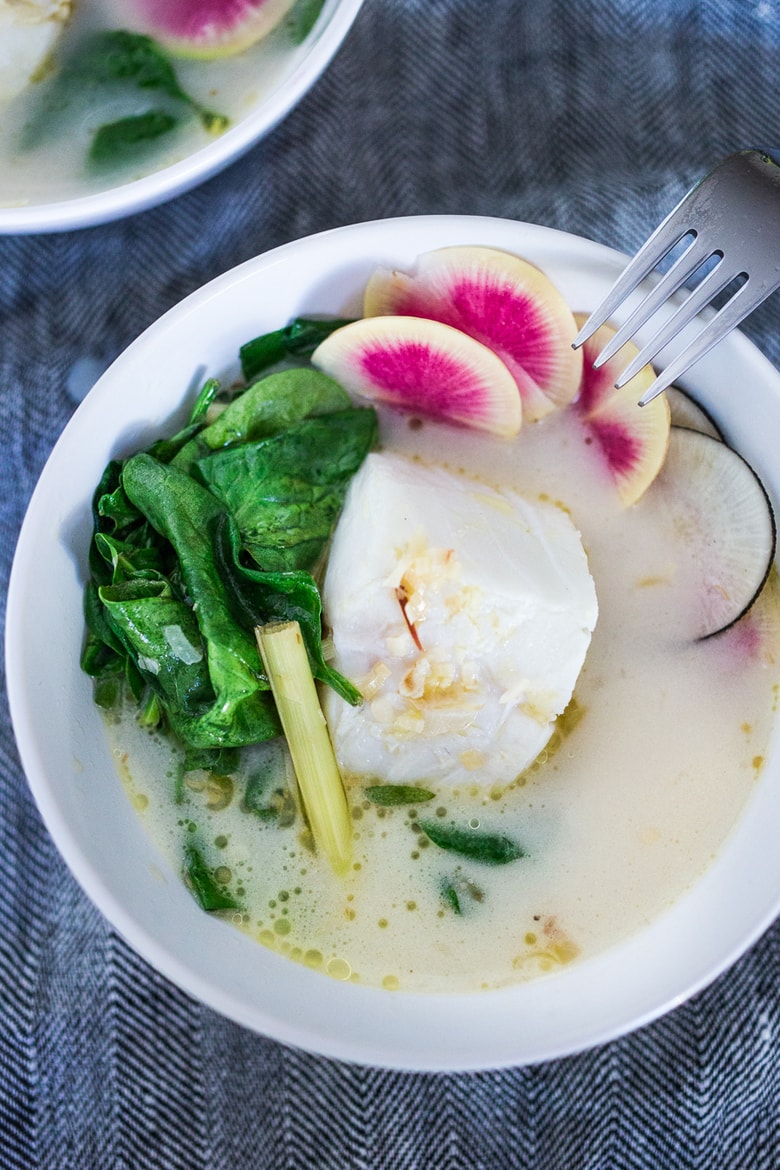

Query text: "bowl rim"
[8, 213, 780, 1070]
[0, 0, 364, 235]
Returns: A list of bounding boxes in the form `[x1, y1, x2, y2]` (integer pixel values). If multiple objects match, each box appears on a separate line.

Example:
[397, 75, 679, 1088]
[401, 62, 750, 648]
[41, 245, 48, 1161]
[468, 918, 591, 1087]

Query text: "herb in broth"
[184, 842, 242, 913]
[365, 784, 436, 806]
[90, 110, 179, 167]
[82, 362, 376, 761]
[440, 873, 486, 915]
[418, 820, 528, 865]
[441, 879, 462, 914]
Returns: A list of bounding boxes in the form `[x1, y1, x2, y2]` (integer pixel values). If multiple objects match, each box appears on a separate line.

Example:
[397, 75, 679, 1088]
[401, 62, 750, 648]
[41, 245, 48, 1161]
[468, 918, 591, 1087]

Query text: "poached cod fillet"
[322, 452, 598, 788]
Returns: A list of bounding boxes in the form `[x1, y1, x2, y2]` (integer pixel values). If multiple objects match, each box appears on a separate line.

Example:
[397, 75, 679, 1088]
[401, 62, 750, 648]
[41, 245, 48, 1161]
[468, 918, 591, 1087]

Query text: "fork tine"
[591, 234, 719, 368]
[572, 202, 697, 348]
[614, 259, 742, 387]
[637, 274, 780, 405]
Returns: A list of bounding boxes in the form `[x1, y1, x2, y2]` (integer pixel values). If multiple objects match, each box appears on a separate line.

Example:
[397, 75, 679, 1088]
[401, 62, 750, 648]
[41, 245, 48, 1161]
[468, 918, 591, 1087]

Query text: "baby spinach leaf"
[197, 408, 377, 572]
[365, 785, 436, 806]
[188, 377, 222, 426]
[82, 580, 125, 666]
[83, 349, 371, 758]
[240, 318, 354, 382]
[204, 368, 350, 448]
[121, 454, 281, 748]
[94, 460, 143, 535]
[418, 820, 527, 865]
[94, 532, 165, 581]
[99, 578, 212, 719]
[172, 368, 351, 474]
[439, 871, 485, 914]
[182, 746, 239, 775]
[89, 110, 178, 167]
[213, 513, 362, 705]
[287, 0, 326, 44]
[243, 739, 296, 825]
[184, 843, 241, 912]
[441, 879, 462, 914]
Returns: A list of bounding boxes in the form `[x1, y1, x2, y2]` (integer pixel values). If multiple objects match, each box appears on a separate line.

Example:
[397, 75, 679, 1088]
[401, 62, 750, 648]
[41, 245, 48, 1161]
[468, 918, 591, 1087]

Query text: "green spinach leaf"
[184, 843, 241, 912]
[90, 110, 178, 166]
[197, 407, 377, 571]
[441, 879, 462, 914]
[287, 0, 326, 44]
[418, 820, 527, 865]
[121, 454, 281, 748]
[239, 318, 354, 382]
[365, 785, 436, 806]
[213, 512, 362, 705]
[99, 578, 213, 721]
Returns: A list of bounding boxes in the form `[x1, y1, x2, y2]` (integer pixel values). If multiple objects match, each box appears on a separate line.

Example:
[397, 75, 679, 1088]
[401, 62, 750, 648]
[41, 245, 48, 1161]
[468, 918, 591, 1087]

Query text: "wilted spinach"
[83, 360, 375, 752]
[239, 319, 355, 382]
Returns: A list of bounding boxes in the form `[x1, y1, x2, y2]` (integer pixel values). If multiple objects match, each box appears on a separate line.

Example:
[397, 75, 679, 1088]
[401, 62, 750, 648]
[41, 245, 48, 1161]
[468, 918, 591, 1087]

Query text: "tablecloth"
[2, 0, 780, 1165]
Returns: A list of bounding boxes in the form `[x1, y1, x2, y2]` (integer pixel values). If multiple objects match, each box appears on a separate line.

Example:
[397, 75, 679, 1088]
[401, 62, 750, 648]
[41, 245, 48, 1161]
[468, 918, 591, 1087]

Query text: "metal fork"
[572, 149, 780, 406]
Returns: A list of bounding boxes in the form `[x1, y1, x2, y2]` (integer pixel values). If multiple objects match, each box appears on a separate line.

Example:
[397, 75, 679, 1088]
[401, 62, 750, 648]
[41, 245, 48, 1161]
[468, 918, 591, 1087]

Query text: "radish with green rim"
[574, 317, 671, 507]
[651, 427, 776, 640]
[664, 386, 723, 441]
[127, 0, 296, 59]
[311, 315, 523, 438]
[363, 246, 582, 423]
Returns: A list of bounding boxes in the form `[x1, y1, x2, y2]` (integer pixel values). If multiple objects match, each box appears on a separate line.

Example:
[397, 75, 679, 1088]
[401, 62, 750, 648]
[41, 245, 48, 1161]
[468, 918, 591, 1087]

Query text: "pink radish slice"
[718, 568, 780, 662]
[652, 428, 776, 641]
[664, 386, 723, 440]
[574, 317, 670, 507]
[364, 246, 582, 423]
[311, 316, 522, 438]
[127, 0, 296, 58]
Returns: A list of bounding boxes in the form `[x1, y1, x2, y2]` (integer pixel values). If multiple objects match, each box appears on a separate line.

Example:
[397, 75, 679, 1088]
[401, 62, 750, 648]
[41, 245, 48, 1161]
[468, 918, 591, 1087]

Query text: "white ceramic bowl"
[0, 0, 363, 235]
[8, 215, 780, 1070]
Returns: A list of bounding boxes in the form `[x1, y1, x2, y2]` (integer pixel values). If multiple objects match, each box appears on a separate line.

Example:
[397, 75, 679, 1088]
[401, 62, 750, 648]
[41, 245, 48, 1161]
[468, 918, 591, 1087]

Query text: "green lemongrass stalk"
[256, 621, 352, 875]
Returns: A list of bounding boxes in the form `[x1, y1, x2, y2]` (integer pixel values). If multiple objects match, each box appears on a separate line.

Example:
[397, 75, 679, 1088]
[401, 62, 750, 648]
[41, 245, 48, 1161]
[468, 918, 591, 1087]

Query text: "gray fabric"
[2, 0, 780, 1164]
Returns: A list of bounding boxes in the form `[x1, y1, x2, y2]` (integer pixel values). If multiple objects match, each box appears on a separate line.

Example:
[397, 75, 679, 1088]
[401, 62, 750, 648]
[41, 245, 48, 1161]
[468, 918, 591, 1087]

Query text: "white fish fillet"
[322, 451, 598, 788]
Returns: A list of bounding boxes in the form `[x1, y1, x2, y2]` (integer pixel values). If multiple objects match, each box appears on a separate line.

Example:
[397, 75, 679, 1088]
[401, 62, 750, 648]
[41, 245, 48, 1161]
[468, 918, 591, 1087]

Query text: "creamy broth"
[108, 403, 780, 994]
[0, 0, 307, 207]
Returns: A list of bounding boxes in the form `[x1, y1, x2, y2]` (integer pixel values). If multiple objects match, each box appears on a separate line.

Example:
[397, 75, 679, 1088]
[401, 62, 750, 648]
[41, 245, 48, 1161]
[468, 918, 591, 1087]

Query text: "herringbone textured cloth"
[2, 0, 780, 1165]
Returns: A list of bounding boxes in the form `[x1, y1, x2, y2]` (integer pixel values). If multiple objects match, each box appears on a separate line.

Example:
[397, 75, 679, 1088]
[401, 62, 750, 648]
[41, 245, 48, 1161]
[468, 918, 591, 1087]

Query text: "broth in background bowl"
[7, 215, 780, 1070]
[0, 0, 364, 233]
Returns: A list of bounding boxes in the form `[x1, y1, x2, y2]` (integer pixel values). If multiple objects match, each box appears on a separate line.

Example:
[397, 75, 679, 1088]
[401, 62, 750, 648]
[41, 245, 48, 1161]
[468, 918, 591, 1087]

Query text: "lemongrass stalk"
[256, 621, 351, 876]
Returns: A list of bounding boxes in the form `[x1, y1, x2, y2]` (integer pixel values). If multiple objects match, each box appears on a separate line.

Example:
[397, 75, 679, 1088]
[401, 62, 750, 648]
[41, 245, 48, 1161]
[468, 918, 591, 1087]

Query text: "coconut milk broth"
[0, 0, 298, 207]
[108, 405, 780, 994]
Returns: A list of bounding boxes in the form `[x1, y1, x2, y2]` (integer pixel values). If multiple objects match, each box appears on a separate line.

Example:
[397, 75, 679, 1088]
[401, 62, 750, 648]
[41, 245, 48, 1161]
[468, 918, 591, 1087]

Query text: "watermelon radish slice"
[574, 317, 670, 507]
[363, 246, 582, 423]
[127, 0, 296, 59]
[652, 428, 776, 640]
[664, 386, 723, 441]
[311, 316, 523, 438]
